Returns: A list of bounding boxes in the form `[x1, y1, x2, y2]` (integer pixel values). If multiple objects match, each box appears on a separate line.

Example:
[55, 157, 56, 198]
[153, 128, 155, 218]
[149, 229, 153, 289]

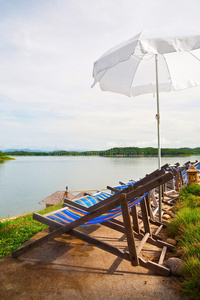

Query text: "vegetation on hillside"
[0, 150, 14, 160]
[168, 184, 200, 300]
[3, 147, 200, 157]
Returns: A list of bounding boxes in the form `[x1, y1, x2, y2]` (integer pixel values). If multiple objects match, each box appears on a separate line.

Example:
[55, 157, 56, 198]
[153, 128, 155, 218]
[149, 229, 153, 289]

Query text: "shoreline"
[0, 213, 30, 223]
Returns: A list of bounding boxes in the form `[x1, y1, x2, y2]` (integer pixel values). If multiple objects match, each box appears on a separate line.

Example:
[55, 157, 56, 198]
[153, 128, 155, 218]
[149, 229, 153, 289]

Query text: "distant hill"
[2, 149, 47, 153]
[2, 147, 200, 157]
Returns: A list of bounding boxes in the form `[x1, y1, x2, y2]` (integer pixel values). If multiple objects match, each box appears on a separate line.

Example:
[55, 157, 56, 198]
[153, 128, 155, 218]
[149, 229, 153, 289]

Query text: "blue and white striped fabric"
[111, 181, 137, 194]
[195, 163, 200, 180]
[74, 192, 111, 208]
[47, 192, 148, 226]
[165, 164, 190, 186]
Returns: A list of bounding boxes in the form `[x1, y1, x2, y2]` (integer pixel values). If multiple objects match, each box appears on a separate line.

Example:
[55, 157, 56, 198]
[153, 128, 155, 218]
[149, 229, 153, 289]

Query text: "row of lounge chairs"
[12, 161, 197, 276]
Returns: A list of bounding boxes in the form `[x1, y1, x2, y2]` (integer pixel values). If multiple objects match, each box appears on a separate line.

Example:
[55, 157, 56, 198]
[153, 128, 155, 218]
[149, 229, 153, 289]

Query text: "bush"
[180, 184, 200, 197]
[168, 184, 200, 299]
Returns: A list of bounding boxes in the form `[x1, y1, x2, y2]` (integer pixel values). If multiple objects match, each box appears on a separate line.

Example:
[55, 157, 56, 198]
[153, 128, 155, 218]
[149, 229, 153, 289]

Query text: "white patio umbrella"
[92, 29, 200, 220]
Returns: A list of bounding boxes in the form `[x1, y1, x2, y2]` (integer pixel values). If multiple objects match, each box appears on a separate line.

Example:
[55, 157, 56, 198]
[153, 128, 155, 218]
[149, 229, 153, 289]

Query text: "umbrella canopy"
[92, 29, 200, 221]
[92, 30, 200, 97]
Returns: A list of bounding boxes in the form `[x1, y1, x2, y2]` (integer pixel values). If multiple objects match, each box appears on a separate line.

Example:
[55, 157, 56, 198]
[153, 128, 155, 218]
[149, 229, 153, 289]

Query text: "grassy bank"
[0, 204, 62, 259]
[0, 150, 14, 161]
[168, 184, 200, 300]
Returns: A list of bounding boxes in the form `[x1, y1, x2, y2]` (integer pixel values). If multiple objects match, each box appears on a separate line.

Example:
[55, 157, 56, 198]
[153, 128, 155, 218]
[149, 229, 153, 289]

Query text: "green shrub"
[168, 184, 200, 299]
[180, 184, 200, 197]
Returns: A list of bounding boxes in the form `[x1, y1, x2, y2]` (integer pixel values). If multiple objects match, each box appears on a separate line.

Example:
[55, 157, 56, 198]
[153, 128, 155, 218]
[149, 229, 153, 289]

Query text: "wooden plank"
[164, 192, 179, 198]
[175, 174, 180, 192]
[139, 229, 161, 241]
[137, 233, 150, 255]
[137, 213, 167, 228]
[169, 168, 178, 176]
[132, 231, 175, 250]
[103, 220, 125, 234]
[120, 193, 138, 266]
[154, 225, 163, 236]
[133, 169, 164, 189]
[104, 219, 162, 248]
[104, 218, 164, 247]
[161, 163, 169, 169]
[152, 206, 159, 216]
[179, 169, 184, 186]
[158, 246, 167, 265]
[63, 199, 90, 212]
[119, 181, 126, 185]
[149, 190, 158, 217]
[107, 186, 120, 193]
[140, 198, 151, 234]
[126, 172, 173, 203]
[138, 257, 170, 276]
[131, 205, 140, 233]
[162, 200, 174, 207]
[145, 193, 153, 219]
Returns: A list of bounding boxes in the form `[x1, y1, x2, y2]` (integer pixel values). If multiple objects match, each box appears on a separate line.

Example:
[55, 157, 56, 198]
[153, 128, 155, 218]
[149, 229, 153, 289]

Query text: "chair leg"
[120, 193, 138, 266]
[140, 197, 151, 234]
[131, 205, 140, 233]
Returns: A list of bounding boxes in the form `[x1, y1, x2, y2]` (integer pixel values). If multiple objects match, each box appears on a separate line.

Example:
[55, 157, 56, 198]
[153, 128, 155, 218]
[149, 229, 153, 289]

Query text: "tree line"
[3, 147, 200, 157]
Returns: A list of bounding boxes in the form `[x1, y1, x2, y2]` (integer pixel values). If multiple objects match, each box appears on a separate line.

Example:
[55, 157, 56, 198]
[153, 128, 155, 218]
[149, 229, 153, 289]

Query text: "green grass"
[0, 156, 15, 161]
[168, 184, 200, 300]
[0, 204, 62, 259]
[181, 257, 200, 299]
[0, 150, 15, 160]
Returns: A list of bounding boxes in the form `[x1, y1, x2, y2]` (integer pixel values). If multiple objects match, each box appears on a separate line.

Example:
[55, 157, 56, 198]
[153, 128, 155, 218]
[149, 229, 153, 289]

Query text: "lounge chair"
[12, 170, 174, 276]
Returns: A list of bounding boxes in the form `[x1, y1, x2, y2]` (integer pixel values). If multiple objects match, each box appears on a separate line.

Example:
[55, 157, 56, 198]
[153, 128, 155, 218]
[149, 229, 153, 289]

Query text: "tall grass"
[168, 184, 200, 300]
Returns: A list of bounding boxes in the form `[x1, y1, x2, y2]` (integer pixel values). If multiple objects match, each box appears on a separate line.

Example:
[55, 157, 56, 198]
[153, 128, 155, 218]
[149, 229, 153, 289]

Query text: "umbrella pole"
[155, 54, 162, 222]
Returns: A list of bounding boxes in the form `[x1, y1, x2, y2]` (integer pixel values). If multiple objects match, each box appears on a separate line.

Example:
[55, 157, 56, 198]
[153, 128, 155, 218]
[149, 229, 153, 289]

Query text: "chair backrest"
[46, 170, 174, 227]
[74, 192, 111, 208]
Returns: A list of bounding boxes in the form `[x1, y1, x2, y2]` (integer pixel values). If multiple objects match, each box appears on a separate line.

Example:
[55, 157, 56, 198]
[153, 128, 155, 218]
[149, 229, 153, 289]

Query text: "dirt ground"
[0, 222, 189, 300]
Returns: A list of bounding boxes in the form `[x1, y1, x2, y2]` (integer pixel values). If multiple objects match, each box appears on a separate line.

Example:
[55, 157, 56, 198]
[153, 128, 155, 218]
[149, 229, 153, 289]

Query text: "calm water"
[0, 155, 199, 219]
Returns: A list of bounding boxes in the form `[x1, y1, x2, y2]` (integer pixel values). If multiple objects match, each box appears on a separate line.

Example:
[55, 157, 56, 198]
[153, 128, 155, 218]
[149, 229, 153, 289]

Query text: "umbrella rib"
[93, 56, 135, 88]
[162, 54, 173, 89]
[129, 55, 144, 94]
[187, 50, 200, 62]
[92, 69, 108, 87]
[95, 56, 134, 77]
[128, 53, 157, 94]
[94, 41, 142, 81]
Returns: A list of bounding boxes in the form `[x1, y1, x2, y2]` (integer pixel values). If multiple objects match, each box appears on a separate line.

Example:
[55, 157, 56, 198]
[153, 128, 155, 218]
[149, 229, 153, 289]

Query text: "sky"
[0, 0, 200, 151]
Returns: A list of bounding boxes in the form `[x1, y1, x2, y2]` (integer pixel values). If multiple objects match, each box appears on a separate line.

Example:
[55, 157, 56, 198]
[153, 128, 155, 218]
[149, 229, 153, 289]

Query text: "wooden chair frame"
[12, 171, 175, 276]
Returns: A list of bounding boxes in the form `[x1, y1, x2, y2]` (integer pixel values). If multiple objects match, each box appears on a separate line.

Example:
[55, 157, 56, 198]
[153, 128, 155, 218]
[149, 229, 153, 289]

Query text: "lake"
[0, 155, 199, 219]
